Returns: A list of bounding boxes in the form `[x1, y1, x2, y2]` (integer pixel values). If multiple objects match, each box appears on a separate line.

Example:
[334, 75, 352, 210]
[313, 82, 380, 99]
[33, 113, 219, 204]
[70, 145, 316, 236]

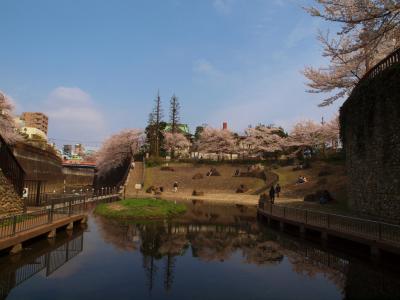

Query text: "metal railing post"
[68, 199, 72, 216]
[50, 199, 54, 223]
[378, 223, 382, 241]
[12, 215, 17, 236]
[327, 214, 330, 228]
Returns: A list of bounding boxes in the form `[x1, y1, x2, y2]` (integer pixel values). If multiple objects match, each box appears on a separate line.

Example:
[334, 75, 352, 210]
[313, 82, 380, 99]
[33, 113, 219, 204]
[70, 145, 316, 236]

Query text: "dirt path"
[129, 191, 260, 206]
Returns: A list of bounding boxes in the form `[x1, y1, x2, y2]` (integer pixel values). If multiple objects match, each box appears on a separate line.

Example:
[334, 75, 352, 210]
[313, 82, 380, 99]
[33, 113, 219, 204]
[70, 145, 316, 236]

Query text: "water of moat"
[1, 202, 400, 300]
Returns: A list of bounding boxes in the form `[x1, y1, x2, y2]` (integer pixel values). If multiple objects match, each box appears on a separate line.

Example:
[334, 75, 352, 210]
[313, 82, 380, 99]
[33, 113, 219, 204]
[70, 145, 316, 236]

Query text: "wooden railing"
[259, 202, 400, 246]
[0, 134, 25, 196]
[362, 47, 400, 81]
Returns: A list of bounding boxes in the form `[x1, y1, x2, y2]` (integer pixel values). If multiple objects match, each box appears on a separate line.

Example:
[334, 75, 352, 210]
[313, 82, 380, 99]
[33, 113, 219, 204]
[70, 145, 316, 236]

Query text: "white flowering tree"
[288, 117, 340, 154]
[197, 127, 236, 159]
[321, 116, 340, 149]
[0, 91, 21, 144]
[243, 126, 285, 157]
[96, 129, 143, 177]
[163, 132, 191, 158]
[304, 0, 400, 106]
[288, 120, 324, 148]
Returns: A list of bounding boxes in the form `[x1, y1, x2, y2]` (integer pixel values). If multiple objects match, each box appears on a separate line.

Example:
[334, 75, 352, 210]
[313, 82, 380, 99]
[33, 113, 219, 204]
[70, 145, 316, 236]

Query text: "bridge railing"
[0, 188, 120, 239]
[362, 47, 400, 81]
[260, 202, 400, 246]
[0, 134, 25, 196]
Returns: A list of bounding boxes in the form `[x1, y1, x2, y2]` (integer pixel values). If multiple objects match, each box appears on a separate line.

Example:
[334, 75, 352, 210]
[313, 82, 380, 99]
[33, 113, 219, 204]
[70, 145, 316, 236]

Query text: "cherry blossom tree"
[96, 129, 143, 177]
[288, 120, 324, 148]
[304, 1, 400, 106]
[163, 132, 191, 158]
[243, 126, 285, 157]
[288, 117, 340, 150]
[321, 116, 340, 149]
[197, 127, 236, 159]
[0, 91, 21, 144]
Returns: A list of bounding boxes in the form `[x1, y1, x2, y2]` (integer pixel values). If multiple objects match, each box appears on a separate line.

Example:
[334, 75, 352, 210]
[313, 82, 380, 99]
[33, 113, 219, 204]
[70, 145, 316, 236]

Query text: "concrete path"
[125, 162, 144, 197]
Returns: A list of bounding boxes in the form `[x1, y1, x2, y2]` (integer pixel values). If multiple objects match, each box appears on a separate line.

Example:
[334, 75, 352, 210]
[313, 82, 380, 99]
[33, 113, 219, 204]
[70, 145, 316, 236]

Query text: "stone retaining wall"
[340, 63, 400, 223]
[0, 170, 24, 216]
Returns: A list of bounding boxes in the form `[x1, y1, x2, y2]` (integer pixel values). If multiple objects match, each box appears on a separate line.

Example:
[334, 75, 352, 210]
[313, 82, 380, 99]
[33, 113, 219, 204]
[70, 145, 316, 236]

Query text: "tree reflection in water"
[94, 201, 400, 299]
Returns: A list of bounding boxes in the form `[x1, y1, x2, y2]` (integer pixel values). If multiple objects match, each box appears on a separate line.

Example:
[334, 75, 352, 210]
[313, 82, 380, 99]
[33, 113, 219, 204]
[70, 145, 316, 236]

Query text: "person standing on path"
[269, 186, 275, 204]
[173, 181, 179, 193]
[275, 183, 281, 198]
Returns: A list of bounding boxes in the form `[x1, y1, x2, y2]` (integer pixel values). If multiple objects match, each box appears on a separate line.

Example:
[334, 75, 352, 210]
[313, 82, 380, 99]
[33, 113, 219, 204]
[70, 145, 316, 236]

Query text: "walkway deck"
[258, 203, 400, 256]
[0, 193, 119, 254]
[0, 213, 85, 252]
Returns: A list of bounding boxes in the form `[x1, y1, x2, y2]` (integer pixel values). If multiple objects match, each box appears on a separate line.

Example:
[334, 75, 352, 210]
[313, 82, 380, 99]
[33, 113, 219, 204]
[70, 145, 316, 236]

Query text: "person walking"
[275, 183, 281, 198]
[173, 181, 179, 193]
[269, 186, 275, 204]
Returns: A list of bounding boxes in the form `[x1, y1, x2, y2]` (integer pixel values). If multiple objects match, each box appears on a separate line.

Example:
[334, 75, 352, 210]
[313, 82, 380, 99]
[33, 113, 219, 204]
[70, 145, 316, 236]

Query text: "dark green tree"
[146, 91, 163, 157]
[169, 94, 180, 134]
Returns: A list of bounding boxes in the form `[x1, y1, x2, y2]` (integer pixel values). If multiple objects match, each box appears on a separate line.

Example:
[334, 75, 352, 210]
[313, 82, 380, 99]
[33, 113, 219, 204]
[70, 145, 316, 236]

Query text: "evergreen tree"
[169, 94, 180, 134]
[169, 94, 180, 158]
[146, 91, 163, 157]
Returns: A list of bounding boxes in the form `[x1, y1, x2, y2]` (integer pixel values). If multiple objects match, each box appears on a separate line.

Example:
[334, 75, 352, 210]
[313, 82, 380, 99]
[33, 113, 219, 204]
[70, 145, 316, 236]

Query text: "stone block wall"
[0, 169, 24, 216]
[340, 64, 400, 223]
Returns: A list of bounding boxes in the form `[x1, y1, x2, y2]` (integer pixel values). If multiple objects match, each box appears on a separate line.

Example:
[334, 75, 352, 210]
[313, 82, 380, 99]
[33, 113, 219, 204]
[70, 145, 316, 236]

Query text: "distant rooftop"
[164, 123, 190, 134]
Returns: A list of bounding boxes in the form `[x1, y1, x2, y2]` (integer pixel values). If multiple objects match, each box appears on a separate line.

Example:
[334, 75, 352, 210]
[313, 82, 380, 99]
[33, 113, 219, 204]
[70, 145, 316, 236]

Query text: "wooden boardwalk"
[0, 194, 119, 254]
[0, 213, 85, 252]
[258, 203, 400, 256]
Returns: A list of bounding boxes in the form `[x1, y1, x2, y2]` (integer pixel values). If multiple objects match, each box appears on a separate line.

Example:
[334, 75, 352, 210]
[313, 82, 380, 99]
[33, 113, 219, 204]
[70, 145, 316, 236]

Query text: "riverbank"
[135, 191, 261, 206]
[94, 198, 187, 219]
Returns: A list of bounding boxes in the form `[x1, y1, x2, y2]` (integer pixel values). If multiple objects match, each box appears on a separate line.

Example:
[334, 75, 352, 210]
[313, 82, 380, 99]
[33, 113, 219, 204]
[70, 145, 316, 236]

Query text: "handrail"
[361, 47, 400, 82]
[0, 188, 120, 239]
[259, 202, 400, 245]
[0, 134, 25, 196]
[267, 202, 400, 228]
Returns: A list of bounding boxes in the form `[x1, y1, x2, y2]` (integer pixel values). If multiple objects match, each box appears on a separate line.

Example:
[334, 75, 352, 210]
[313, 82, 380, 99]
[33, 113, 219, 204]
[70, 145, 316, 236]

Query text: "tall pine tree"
[170, 94, 180, 134]
[169, 94, 180, 158]
[146, 91, 163, 157]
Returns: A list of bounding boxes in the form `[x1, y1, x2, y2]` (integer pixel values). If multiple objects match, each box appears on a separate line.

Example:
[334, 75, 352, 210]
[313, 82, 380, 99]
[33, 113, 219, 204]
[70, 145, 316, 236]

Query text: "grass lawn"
[273, 161, 350, 214]
[143, 163, 265, 194]
[94, 198, 187, 219]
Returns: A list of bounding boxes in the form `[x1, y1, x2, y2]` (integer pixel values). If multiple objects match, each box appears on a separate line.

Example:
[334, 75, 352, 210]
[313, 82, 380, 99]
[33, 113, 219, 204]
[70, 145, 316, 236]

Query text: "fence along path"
[362, 47, 400, 81]
[258, 203, 400, 250]
[0, 191, 119, 240]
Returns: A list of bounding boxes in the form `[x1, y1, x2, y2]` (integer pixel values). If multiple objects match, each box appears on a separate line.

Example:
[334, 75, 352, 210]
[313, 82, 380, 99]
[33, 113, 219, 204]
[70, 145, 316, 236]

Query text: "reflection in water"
[1, 201, 400, 300]
[94, 202, 400, 299]
[0, 230, 84, 300]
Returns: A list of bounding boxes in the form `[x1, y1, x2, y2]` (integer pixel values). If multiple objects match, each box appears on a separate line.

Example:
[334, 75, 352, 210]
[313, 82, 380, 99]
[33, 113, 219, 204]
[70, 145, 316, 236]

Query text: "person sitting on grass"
[297, 176, 305, 184]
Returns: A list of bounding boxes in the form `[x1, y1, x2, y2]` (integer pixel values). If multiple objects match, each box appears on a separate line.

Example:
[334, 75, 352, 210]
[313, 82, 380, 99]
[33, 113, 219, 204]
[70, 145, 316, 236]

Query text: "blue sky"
[0, 0, 341, 147]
